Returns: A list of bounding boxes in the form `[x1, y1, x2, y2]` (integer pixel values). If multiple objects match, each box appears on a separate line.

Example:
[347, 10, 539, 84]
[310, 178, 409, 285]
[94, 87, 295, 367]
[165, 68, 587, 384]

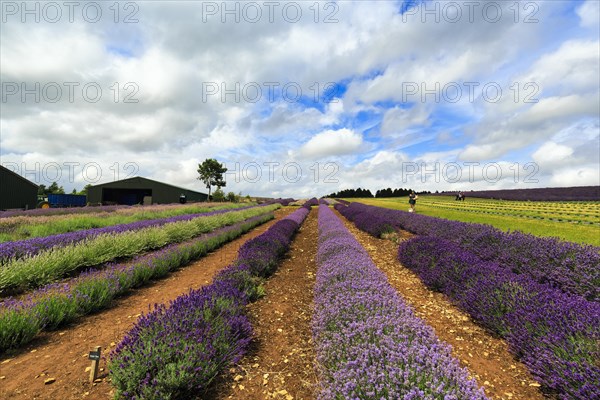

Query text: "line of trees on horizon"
[38, 182, 92, 196]
[326, 188, 432, 198]
[375, 187, 431, 198]
[327, 188, 374, 198]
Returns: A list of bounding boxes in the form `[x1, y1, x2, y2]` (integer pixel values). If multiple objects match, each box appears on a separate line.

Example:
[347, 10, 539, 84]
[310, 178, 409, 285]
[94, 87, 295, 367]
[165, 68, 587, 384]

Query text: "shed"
[87, 176, 208, 205]
[0, 165, 39, 210]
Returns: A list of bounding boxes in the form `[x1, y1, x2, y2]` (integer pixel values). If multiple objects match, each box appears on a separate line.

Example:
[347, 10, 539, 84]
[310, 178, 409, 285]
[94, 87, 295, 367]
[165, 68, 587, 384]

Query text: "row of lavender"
[439, 186, 600, 202]
[0, 204, 257, 262]
[0, 213, 275, 353]
[336, 202, 599, 399]
[318, 198, 336, 205]
[0, 205, 280, 294]
[399, 238, 600, 399]
[313, 205, 487, 399]
[304, 197, 319, 207]
[108, 207, 309, 399]
[335, 202, 599, 301]
[0, 203, 251, 245]
[0, 204, 129, 219]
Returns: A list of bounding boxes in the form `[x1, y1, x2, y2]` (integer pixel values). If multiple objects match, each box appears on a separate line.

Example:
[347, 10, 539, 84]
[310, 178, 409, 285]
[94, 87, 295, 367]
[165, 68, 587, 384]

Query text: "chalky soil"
[213, 208, 319, 400]
[216, 207, 545, 400]
[0, 208, 294, 400]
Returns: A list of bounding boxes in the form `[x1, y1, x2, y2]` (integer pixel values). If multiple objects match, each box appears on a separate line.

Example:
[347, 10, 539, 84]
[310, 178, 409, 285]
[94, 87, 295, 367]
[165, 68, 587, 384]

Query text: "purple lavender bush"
[236, 207, 309, 278]
[339, 202, 600, 301]
[237, 219, 297, 277]
[109, 282, 253, 400]
[399, 236, 600, 399]
[334, 202, 393, 237]
[108, 207, 309, 399]
[262, 198, 295, 206]
[0, 204, 128, 219]
[212, 263, 263, 301]
[303, 197, 319, 208]
[279, 198, 295, 206]
[323, 198, 337, 205]
[314, 205, 487, 399]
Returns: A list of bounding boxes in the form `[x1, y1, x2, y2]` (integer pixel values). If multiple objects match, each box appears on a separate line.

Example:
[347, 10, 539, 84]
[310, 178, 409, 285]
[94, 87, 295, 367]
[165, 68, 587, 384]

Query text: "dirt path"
[0, 208, 294, 400]
[211, 208, 319, 400]
[335, 209, 546, 400]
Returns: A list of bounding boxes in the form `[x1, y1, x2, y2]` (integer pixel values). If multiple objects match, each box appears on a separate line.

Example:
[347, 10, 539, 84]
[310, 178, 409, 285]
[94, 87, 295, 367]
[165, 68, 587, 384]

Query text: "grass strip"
[0, 203, 249, 242]
[108, 206, 309, 399]
[0, 212, 274, 353]
[0, 205, 280, 294]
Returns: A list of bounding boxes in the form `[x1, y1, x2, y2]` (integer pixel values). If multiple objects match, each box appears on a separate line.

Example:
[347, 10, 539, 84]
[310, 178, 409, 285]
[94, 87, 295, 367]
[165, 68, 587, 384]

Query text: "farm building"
[0, 165, 39, 210]
[87, 176, 208, 205]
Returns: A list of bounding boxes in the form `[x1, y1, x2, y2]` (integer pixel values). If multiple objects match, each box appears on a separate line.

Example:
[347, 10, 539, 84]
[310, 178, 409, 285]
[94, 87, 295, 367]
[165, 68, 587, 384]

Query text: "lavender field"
[335, 200, 600, 399]
[439, 186, 600, 202]
[1, 199, 598, 399]
[3, 0, 598, 397]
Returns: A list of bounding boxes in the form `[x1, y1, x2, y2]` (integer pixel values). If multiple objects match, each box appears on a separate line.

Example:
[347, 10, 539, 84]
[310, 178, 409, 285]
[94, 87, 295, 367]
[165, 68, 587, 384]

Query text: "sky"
[1, 0, 599, 198]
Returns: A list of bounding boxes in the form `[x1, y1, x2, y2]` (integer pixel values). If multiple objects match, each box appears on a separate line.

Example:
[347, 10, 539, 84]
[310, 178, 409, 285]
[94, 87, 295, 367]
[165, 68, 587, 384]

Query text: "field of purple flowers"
[398, 237, 600, 399]
[335, 201, 600, 399]
[336, 202, 599, 301]
[444, 186, 600, 202]
[108, 206, 309, 399]
[314, 205, 487, 399]
[2, 198, 597, 399]
[0, 204, 258, 262]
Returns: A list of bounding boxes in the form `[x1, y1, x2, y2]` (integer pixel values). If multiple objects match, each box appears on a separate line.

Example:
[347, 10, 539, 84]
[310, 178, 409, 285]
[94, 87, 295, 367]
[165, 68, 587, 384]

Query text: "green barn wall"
[0, 166, 39, 210]
[87, 177, 208, 205]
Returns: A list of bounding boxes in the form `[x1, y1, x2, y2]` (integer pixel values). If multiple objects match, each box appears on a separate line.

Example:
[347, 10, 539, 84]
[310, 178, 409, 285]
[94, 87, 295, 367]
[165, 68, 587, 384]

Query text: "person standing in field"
[409, 191, 418, 212]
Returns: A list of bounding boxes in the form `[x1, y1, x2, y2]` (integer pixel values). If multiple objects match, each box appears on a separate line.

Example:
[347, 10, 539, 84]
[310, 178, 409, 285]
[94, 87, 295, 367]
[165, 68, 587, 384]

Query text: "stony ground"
[210, 208, 319, 400]
[0, 206, 547, 400]
[0, 208, 294, 400]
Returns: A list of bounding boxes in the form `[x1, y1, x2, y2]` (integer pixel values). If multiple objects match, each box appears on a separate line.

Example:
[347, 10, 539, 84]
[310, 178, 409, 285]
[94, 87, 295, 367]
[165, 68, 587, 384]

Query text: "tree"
[38, 184, 47, 196]
[197, 159, 227, 201]
[46, 182, 65, 194]
[212, 188, 225, 202]
[71, 188, 77, 194]
[226, 191, 237, 202]
[78, 184, 92, 196]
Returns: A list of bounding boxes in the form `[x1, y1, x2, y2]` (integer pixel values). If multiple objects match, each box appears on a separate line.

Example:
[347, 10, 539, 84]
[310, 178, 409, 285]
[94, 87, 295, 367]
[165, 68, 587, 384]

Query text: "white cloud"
[1, 25, 106, 80]
[550, 167, 600, 187]
[459, 144, 500, 162]
[1, 1, 597, 197]
[381, 105, 431, 134]
[577, 0, 600, 29]
[532, 142, 574, 167]
[518, 40, 600, 96]
[298, 129, 363, 159]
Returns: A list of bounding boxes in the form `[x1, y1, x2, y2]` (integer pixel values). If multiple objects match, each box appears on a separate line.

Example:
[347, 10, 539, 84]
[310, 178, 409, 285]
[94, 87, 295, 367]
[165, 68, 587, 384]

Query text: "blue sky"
[1, 0, 598, 197]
